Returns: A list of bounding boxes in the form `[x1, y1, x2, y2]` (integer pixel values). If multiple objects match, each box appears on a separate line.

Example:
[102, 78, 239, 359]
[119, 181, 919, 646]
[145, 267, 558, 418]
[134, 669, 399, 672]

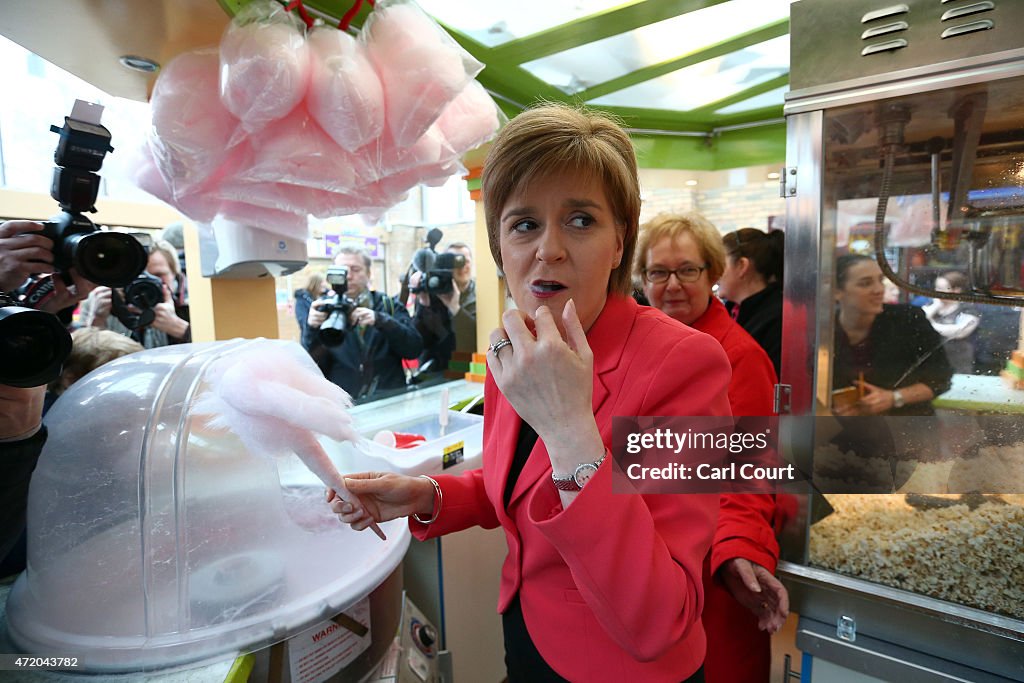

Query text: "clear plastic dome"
[6, 339, 409, 672]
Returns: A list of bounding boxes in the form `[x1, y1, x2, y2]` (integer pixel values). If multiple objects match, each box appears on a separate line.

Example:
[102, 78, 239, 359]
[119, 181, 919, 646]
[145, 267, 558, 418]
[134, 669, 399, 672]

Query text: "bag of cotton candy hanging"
[435, 80, 505, 156]
[220, 0, 310, 135]
[307, 24, 384, 152]
[362, 0, 483, 147]
[148, 49, 245, 203]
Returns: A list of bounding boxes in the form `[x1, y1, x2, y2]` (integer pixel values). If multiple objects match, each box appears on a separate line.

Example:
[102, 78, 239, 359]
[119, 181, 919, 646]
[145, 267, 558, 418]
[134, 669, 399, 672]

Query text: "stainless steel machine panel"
[790, 0, 1024, 94]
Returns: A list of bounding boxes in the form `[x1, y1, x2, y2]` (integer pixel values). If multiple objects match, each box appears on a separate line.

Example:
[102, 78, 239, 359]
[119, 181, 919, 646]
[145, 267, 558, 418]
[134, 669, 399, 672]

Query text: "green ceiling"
[220, 0, 790, 170]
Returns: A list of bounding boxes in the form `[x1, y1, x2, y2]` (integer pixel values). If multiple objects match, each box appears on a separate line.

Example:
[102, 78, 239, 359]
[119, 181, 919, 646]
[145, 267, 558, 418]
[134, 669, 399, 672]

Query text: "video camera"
[317, 266, 357, 346]
[403, 227, 443, 299]
[404, 227, 466, 297]
[0, 292, 73, 388]
[35, 101, 147, 288]
[419, 252, 466, 297]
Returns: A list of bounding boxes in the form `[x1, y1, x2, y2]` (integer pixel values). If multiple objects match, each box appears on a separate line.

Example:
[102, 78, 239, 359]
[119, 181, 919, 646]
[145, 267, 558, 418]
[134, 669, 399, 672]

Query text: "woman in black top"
[719, 228, 784, 376]
[824, 255, 955, 489]
[832, 254, 953, 417]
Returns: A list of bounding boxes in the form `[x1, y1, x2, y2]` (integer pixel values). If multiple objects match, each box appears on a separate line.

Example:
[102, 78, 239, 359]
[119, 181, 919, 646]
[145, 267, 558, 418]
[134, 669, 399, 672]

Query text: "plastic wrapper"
[366, 124, 454, 177]
[220, 0, 310, 134]
[307, 25, 384, 152]
[218, 180, 385, 220]
[149, 50, 242, 199]
[136, 2, 492, 233]
[363, 0, 483, 147]
[436, 80, 503, 155]
[238, 106, 376, 194]
[133, 141, 221, 223]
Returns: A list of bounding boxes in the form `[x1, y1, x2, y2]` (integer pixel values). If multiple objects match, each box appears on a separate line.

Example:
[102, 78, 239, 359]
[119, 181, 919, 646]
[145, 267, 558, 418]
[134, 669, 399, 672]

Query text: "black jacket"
[726, 283, 782, 377]
[302, 290, 422, 400]
[833, 304, 954, 416]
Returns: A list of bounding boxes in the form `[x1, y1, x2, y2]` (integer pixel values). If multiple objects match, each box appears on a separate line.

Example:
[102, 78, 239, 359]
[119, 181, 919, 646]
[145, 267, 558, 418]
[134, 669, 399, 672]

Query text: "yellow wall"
[473, 200, 503, 353]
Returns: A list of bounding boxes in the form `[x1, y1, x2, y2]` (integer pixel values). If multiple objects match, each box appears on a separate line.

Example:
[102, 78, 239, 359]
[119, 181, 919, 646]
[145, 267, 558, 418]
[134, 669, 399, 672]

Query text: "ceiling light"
[118, 55, 160, 73]
[685, 180, 698, 186]
[767, 171, 781, 180]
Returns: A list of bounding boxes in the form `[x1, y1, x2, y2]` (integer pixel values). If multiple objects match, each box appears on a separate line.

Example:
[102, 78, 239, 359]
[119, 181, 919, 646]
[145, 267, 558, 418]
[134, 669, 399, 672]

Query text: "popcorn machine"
[778, 0, 1024, 679]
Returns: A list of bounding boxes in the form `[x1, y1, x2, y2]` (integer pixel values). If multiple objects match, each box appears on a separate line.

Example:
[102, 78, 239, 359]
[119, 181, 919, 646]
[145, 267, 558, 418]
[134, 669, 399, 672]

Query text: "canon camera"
[35, 102, 147, 288]
[317, 266, 357, 346]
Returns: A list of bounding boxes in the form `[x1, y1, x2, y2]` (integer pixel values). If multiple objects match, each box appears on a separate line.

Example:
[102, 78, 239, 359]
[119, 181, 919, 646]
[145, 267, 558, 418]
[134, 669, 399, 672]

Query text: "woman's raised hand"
[487, 299, 596, 452]
[327, 472, 435, 531]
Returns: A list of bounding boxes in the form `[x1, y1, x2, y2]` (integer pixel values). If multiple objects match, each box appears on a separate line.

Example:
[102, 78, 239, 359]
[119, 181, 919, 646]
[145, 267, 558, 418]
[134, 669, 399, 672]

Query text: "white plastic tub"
[327, 410, 484, 478]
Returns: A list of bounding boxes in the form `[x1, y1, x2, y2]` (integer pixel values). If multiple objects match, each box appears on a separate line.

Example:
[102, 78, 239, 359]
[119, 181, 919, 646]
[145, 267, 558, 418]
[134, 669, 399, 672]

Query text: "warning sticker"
[442, 441, 465, 470]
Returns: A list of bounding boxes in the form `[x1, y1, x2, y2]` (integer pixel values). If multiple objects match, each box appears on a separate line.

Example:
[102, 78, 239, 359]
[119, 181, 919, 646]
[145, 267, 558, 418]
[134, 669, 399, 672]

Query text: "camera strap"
[17, 277, 57, 310]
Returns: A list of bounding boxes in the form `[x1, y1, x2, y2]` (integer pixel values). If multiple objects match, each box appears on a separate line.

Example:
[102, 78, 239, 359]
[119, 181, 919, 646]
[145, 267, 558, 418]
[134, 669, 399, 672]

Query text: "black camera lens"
[70, 231, 148, 288]
[125, 274, 164, 309]
[0, 306, 73, 388]
[319, 323, 347, 346]
[320, 307, 349, 346]
[318, 295, 352, 346]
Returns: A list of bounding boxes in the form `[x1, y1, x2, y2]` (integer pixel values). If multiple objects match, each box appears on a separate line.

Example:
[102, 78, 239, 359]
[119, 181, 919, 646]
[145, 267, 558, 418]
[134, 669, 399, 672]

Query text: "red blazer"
[692, 296, 780, 683]
[412, 295, 732, 682]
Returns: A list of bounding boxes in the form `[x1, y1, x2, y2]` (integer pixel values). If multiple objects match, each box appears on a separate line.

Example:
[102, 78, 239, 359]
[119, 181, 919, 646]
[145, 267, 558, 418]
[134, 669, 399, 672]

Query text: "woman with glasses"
[719, 228, 785, 376]
[637, 213, 786, 683]
[330, 105, 733, 682]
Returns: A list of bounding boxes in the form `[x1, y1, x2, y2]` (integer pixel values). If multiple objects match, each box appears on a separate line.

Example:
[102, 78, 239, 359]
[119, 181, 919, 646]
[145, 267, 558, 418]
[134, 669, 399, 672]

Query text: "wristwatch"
[892, 389, 906, 409]
[551, 452, 607, 492]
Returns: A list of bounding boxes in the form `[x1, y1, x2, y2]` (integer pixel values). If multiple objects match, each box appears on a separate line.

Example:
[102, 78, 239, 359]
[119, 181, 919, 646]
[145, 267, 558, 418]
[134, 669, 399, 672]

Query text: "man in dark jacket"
[303, 247, 422, 401]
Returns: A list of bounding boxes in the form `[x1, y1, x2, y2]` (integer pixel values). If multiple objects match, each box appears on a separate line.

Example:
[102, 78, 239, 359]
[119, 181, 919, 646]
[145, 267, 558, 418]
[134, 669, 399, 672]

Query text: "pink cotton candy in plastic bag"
[218, 180, 379, 220]
[220, 0, 310, 133]
[363, 0, 483, 147]
[239, 106, 374, 195]
[307, 25, 384, 152]
[436, 80, 503, 155]
[133, 141, 222, 223]
[150, 50, 241, 199]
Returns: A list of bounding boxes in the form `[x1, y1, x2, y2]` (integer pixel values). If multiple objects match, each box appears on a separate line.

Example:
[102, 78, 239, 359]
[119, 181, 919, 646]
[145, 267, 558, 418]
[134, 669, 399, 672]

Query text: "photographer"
[303, 247, 422, 400]
[1, 218, 97, 577]
[81, 240, 191, 348]
[410, 243, 477, 375]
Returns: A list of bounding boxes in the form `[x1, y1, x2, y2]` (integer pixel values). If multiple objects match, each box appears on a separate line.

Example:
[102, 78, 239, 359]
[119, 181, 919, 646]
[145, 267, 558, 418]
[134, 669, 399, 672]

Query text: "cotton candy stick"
[291, 429, 386, 541]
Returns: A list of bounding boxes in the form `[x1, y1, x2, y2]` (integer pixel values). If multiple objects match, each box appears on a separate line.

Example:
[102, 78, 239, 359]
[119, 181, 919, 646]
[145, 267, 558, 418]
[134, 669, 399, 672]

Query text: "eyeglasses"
[643, 264, 709, 284]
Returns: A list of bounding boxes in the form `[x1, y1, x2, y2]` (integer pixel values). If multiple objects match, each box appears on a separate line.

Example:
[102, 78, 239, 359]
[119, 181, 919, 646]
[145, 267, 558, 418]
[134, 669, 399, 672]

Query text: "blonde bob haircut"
[635, 212, 727, 285]
[481, 102, 641, 296]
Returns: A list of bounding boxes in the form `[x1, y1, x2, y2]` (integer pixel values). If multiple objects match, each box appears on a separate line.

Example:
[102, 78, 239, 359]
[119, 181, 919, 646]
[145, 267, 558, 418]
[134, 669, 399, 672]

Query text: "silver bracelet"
[412, 475, 442, 525]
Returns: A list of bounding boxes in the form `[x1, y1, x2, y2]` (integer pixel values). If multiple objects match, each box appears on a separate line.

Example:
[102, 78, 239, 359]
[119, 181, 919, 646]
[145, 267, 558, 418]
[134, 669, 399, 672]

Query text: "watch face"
[574, 463, 599, 488]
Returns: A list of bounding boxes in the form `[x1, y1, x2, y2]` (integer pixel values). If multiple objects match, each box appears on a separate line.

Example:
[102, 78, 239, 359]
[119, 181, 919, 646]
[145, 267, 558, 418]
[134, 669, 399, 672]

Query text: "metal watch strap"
[551, 452, 607, 491]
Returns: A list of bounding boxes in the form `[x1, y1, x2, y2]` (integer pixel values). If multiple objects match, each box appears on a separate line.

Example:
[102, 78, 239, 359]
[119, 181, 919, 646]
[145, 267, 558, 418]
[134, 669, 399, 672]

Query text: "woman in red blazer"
[637, 213, 789, 683]
[331, 104, 732, 682]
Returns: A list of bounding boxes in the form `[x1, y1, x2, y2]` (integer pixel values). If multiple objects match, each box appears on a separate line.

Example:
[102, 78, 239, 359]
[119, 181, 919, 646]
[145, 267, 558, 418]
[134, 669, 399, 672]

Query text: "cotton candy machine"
[5, 339, 409, 674]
